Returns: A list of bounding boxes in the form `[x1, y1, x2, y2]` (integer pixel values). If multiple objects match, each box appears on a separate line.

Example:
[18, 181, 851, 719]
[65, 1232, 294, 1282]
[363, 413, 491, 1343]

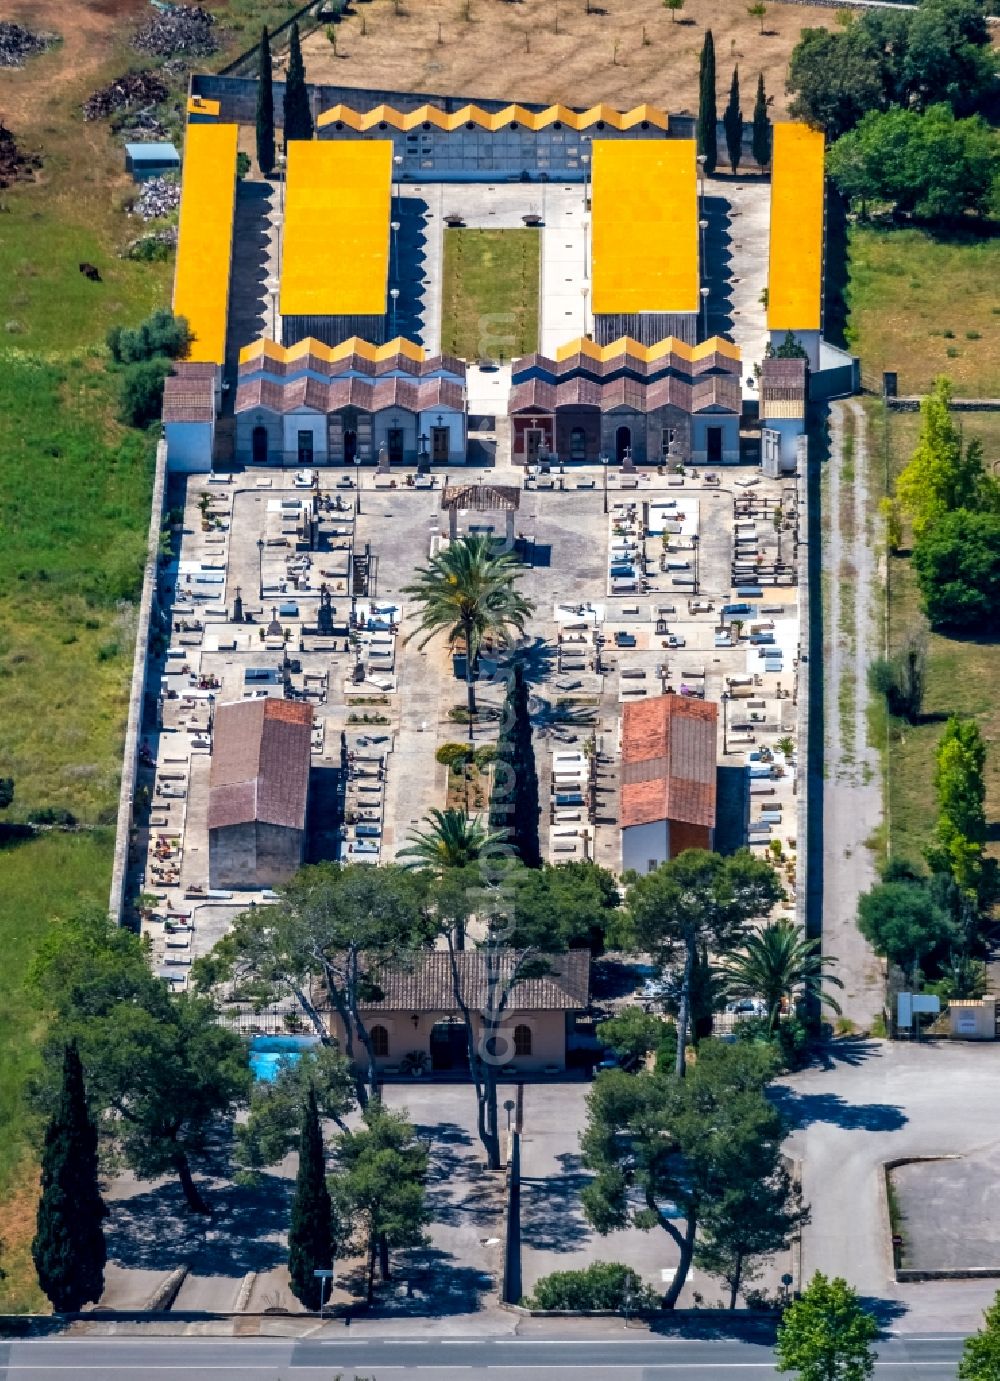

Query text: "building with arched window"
[324, 950, 590, 1078]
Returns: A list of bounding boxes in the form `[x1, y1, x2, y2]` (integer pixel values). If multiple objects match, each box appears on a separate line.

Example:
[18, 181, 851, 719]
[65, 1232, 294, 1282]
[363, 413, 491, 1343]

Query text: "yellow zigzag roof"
[553, 335, 740, 364]
[317, 101, 668, 133]
[239, 336, 426, 366]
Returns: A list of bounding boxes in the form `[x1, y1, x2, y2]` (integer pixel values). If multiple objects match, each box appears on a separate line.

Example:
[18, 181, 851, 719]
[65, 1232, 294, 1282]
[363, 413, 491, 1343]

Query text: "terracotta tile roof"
[509, 379, 556, 413]
[234, 378, 284, 413]
[621, 695, 718, 829]
[692, 375, 741, 414]
[162, 372, 215, 424]
[355, 949, 590, 1012]
[327, 378, 376, 412]
[171, 361, 218, 379]
[208, 698, 313, 832]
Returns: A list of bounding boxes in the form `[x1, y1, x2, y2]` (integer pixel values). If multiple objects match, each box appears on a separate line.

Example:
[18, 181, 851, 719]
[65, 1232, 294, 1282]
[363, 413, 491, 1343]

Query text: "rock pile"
[84, 71, 168, 121]
[132, 5, 217, 58]
[0, 122, 42, 189]
[133, 176, 181, 221]
[0, 21, 56, 68]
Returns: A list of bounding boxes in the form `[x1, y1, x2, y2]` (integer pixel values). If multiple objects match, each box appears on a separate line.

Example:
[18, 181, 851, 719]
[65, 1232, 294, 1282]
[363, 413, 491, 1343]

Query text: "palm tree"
[723, 919, 844, 1032]
[399, 808, 503, 872]
[403, 535, 534, 725]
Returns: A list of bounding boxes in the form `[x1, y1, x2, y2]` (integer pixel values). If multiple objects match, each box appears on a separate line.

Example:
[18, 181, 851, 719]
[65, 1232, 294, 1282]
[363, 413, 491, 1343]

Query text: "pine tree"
[752, 73, 771, 169]
[287, 1088, 334, 1311]
[723, 67, 743, 174]
[489, 661, 541, 868]
[256, 27, 275, 176]
[32, 1043, 107, 1313]
[697, 29, 717, 176]
[283, 22, 313, 144]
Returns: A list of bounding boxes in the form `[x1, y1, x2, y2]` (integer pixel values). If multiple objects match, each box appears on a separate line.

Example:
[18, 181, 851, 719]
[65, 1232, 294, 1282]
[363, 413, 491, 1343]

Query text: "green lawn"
[868, 404, 1000, 868]
[845, 226, 1000, 397]
[441, 228, 540, 361]
[0, 831, 116, 1312]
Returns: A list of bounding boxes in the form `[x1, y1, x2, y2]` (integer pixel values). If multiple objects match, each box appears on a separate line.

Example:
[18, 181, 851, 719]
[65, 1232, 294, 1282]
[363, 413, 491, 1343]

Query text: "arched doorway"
[430, 1019, 469, 1072]
[615, 425, 631, 464]
[252, 425, 268, 464]
[343, 429, 357, 465]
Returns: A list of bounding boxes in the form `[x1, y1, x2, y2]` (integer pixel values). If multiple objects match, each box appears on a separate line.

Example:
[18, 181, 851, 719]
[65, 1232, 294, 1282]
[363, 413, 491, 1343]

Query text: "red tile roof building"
[620, 695, 718, 873]
[208, 698, 312, 888]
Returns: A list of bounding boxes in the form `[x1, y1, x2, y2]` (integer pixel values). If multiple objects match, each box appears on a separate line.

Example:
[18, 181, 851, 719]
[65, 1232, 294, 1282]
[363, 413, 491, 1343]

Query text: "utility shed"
[125, 141, 180, 181]
[208, 698, 312, 889]
[620, 694, 718, 875]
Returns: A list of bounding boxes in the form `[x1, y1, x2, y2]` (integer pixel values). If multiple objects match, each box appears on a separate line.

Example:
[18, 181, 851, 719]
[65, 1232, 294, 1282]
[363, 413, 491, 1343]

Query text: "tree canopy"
[698, 30, 718, 175]
[236, 1044, 355, 1178]
[287, 1087, 335, 1311]
[283, 22, 313, 142]
[31, 1043, 107, 1312]
[776, 1271, 878, 1381]
[959, 1289, 1000, 1380]
[827, 104, 999, 220]
[581, 1040, 785, 1309]
[857, 880, 956, 980]
[33, 908, 250, 1214]
[896, 379, 1000, 538]
[194, 863, 433, 1106]
[927, 716, 991, 899]
[723, 919, 843, 1033]
[913, 509, 1000, 634]
[625, 850, 784, 1075]
[751, 73, 771, 169]
[788, 0, 996, 139]
[723, 67, 743, 175]
[332, 1103, 429, 1305]
[255, 27, 275, 175]
[403, 535, 534, 719]
[489, 661, 541, 867]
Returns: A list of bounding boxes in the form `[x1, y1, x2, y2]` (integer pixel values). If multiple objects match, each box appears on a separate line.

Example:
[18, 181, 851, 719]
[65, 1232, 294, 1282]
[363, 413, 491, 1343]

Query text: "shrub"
[435, 742, 473, 770]
[118, 357, 172, 427]
[525, 1261, 658, 1312]
[107, 309, 190, 365]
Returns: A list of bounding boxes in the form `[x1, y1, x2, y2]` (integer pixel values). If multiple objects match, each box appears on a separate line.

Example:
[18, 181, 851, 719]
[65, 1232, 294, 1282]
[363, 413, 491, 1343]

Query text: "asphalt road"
[0, 1333, 967, 1379]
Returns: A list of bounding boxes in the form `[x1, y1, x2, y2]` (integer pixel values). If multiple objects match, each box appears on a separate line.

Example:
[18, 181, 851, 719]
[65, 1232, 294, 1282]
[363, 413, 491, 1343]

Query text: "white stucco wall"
[621, 818, 670, 876]
[282, 409, 327, 463]
[165, 420, 214, 473]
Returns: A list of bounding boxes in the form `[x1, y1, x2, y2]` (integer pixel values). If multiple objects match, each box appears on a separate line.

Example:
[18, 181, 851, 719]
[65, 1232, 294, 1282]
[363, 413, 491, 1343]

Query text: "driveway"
[781, 1039, 1000, 1331]
[518, 1082, 686, 1302]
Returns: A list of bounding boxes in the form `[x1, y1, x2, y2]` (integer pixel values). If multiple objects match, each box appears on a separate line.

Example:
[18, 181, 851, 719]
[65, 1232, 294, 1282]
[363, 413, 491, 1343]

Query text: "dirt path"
[822, 400, 883, 1029]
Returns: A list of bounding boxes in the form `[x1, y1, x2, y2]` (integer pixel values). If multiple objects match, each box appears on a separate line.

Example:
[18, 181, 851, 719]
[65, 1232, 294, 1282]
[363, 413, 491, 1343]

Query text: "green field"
[868, 404, 1000, 869]
[0, 0, 257, 1307]
[441, 229, 540, 361]
[846, 226, 1000, 398]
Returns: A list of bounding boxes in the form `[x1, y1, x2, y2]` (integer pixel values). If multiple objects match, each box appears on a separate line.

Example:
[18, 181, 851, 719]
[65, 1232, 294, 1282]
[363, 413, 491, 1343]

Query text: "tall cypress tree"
[723, 66, 743, 175]
[752, 73, 772, 170]
[283, 22, 313, 144]
[256, 27, 275, 176]
[287, 1088, 333, 1311]
[489, 662, 541, 868]
[32, 1043, 107, 1313]
[697, 29, 717, 176]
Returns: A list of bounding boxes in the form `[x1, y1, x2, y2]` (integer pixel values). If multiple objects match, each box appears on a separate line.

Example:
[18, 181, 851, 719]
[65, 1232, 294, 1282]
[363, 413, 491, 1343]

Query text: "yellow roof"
[316, 101, 668, 133]
[767, 123, 825, 333]
[553, 335, 740, 364]
[280, 141, 391, 318]
[172, 123, 238, 365]
[187, 95, 220, 118]
[239, 335, 426, 365]
[591, 140, 699, 316]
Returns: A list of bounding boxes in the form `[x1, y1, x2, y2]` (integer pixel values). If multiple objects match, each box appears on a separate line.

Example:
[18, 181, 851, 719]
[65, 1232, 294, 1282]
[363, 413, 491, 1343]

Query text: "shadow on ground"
[521, 1151, 592, 1253]
[772, 1087, 908, 1133]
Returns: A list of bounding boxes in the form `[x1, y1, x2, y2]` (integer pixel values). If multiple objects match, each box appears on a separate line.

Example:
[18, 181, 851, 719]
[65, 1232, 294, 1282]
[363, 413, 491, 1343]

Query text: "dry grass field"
[301, 0, 837, 115]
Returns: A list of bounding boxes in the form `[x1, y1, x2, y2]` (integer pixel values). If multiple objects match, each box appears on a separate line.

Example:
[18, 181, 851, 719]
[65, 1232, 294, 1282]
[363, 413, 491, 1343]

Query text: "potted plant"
[401, 1050, 430, 1078]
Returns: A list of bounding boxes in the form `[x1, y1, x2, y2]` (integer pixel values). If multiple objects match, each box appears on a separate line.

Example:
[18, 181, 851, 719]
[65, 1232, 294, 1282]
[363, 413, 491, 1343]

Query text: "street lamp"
[354, 454, 362, 514]
[256, 537, 264, 599]
[393, 152, 403, 205]
[700, 286, 710, 342]
[265, 276, 279, 341]
[390, 286, 400, 338]
[721, 689, 730, 756]
[602, 452, 610, 515]
[580, 282, 589, 336]
[390, 218, 400, 281]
